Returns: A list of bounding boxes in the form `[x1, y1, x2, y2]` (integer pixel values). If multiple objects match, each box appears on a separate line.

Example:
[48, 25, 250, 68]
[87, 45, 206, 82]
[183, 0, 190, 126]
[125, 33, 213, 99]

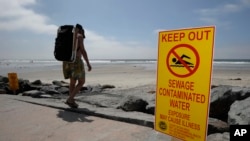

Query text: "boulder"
[0, 76, 8, 83]
[229, 78, 241, 80]
[209, 85, 250, 121]
[80, 86, 89, 92]
[0, 82, 8, 89]
[208, 118, 229, 135]
[31, 80, 42, 85]
[38, 94, 53, 98]
[52, 80, 69, 87]
[228, 97, 250, 125]
[147, 90, 156, 94]
[117, 95, 148, 112]
[22, 90, 45, 97]
[56, 87, 69, 94]
[101, 84, 115, 89]
[52, 80, 62, 86]
[40, 85, 60, 95]
[2, 78, 32, 94]
[61, 81, 70, 87]
[207, 132, 229, 141]
[18, 79, 32, 93]
[29, 84, 43, 90]
[90, 84, 103, 93]
[146, 104, 155, 115]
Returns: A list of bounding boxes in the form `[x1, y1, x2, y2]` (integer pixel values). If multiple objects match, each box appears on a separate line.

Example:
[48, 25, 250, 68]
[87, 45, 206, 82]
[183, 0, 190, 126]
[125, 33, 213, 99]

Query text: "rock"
[208, 118, 229, 135]
[211, 85, 218, 89]
[22, 90, 45, 97]
[4, 78, 32, 94]
[56, 87, 69, 94]
[31, 80, 42, 85]
[61, 81, 69, 87]
[93, 84, 119, 92]
[0, 76, 8, 83]
[40, 85, 60, 94]
[80, 86, 89, 92]
[18, 79, 32, 92]
[228, 97, 250, 125]
[52, 80, 62, 86]
[147, 90, 156, 94]
[117, 95, 148, 112]
[52, 80, 69, 87]
[146, 104, 155, 115]
[231, 86, 250, 100]
[91, 84, 103, 93]
[101, 84, 115, 89]
[207, 132, 229, 141]
[209, 85, 250, 122]
[0, 81, 9, 94]
[39, 94, 53, 98]
[29, 84, 43, 90]
[209, 85, 233, 121]
[229, 78, 241, 80]
[0, 82, 8, 89]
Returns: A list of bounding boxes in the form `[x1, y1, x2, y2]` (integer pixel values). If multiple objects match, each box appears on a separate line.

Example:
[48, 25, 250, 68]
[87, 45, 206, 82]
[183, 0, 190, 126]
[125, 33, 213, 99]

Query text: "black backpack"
[54, 25, 77, 62]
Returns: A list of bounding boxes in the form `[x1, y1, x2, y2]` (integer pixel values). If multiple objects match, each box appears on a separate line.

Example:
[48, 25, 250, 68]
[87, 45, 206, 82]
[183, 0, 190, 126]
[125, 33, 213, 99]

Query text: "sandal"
[65, 100, 79, 108]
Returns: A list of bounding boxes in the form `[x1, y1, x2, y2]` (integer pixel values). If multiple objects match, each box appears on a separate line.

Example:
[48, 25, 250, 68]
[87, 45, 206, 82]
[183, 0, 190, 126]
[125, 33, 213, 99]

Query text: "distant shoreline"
[0, 61, 250, 88]
[1, 58, 250, 63]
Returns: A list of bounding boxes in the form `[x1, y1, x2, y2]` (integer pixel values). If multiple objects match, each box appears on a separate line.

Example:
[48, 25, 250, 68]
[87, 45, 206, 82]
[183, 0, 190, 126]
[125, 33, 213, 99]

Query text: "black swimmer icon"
[166, 44, 200, 78]
[171, 54, 194, 68]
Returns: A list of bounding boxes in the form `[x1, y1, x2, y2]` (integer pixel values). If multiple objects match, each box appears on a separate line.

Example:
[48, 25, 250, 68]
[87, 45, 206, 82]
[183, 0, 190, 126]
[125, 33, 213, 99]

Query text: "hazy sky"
[0, 0, 249, 59]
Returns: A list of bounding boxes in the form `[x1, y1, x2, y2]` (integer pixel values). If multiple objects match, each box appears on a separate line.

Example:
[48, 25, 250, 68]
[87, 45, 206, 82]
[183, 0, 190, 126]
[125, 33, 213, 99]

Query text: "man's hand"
[87, 64, 92, 71]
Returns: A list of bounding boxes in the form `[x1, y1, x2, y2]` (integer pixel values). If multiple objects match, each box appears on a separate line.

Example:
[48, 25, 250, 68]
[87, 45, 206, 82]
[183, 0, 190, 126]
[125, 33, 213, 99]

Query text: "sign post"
[155, 26, 215, 141]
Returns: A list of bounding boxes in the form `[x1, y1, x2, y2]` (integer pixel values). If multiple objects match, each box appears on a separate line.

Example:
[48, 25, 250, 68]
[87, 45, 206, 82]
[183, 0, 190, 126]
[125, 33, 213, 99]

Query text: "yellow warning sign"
[155, 26, 215, 141]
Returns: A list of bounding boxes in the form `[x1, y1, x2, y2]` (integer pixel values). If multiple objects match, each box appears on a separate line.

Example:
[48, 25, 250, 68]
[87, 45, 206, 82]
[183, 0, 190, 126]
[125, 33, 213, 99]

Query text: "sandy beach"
[1, 63, 157, 89]
[212, 64, 250, 87]
[1, 61, 250, 141]
[1, 62, 250, 88]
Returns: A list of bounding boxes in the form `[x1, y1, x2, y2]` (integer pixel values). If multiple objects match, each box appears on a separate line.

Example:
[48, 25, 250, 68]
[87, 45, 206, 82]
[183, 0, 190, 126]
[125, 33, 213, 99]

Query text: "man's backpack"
[54, 25, 77, 62]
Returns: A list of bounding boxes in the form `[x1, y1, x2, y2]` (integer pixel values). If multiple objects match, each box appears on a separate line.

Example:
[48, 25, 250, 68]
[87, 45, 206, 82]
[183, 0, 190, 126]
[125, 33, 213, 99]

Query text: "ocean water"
[0, 59, 250, 75]
[0, 59, 157, 75]
[213, 59, 250, 70]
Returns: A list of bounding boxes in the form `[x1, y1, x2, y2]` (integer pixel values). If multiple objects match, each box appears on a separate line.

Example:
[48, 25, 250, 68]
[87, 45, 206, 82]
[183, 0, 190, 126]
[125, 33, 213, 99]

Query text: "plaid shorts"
[63, 57, 85, 80]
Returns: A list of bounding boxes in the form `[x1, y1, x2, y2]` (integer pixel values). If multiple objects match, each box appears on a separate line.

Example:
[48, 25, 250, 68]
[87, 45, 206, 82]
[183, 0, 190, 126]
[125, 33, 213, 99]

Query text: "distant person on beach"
[63, 23, 92, 108]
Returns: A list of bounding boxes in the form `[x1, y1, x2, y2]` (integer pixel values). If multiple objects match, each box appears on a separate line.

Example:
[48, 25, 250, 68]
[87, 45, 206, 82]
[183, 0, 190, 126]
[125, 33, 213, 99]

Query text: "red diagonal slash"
[166, 44, 200, 78]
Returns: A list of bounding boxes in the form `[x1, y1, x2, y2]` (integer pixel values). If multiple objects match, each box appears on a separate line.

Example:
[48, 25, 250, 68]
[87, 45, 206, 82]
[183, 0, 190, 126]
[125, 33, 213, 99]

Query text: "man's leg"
[70, 78, 85, 99]
[68, 78, 77, 102]
[68, 78, 85, 101]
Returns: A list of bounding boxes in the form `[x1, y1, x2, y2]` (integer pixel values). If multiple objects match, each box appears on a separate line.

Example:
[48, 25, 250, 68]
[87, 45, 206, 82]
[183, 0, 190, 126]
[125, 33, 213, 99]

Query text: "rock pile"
[0, 75, 112, 97]
[1, 75, 250, 140]
[207, 85, 250, 140]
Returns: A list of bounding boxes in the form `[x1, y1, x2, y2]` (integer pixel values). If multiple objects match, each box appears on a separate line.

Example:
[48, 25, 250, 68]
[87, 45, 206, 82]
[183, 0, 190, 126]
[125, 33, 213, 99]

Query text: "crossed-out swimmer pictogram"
[166, 44, 200, 78]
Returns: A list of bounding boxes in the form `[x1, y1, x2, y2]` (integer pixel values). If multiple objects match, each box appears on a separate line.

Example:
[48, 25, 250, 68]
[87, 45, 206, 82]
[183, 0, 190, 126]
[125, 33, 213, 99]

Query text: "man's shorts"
[63, 58, 85, 80]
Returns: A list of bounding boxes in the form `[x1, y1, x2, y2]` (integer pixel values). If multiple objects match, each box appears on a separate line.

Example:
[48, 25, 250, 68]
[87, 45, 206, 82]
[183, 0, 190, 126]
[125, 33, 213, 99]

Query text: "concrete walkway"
[0, 95, 171, 141]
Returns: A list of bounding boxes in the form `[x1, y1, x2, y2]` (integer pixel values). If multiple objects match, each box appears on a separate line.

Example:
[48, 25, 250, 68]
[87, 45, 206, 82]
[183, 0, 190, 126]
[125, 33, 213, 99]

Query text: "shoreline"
[0, 63, 249, 88]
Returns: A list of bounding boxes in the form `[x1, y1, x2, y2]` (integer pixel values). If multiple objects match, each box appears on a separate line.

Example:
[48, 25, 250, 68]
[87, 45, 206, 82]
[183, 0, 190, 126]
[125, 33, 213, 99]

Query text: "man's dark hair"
[76, 23, 85, 38]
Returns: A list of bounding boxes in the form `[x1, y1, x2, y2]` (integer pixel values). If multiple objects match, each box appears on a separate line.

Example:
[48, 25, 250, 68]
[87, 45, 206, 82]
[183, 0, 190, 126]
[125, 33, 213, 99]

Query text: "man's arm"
[79, 36, 92, 71]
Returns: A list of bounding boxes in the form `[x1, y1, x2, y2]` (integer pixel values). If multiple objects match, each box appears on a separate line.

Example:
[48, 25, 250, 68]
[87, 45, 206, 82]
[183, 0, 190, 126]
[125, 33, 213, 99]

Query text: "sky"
[0, 0, 250, 60]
